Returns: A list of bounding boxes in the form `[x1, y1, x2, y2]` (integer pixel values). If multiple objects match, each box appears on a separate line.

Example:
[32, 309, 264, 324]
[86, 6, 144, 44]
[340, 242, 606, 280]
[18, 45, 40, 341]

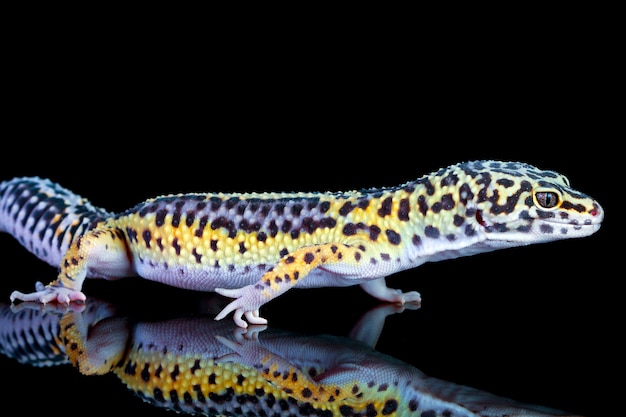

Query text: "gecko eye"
[534, 189, 561, 209]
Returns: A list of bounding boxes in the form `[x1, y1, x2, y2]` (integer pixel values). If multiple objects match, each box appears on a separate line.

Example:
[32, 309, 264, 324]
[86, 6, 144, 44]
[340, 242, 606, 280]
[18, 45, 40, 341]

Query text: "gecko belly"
[133, 257, 381, 292]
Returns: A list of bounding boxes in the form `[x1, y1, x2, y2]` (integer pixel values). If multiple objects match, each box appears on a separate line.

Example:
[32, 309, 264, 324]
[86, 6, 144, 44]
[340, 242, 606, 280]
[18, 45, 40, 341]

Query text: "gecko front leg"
[215, 242, 370, 328]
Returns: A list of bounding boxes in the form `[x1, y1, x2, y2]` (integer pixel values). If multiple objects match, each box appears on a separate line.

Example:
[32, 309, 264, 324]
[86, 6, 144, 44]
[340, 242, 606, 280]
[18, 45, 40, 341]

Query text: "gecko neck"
[395, 175, 489, 267]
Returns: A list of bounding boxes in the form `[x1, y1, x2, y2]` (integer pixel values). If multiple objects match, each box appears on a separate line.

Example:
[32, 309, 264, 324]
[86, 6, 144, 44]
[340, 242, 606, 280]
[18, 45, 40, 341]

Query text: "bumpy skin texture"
[0, 161, 604, 327]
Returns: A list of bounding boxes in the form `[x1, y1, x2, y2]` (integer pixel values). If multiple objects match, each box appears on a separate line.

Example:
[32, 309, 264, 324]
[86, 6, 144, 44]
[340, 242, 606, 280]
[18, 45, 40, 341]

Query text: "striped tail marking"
[0, 177, 111, 268]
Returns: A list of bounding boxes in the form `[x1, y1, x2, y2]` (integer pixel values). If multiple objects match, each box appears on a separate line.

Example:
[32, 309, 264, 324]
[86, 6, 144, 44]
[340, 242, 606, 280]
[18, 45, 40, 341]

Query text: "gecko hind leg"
[215, 242, 367, 328]
[359, 277, 421, 305]
[10, 227, 132, 305]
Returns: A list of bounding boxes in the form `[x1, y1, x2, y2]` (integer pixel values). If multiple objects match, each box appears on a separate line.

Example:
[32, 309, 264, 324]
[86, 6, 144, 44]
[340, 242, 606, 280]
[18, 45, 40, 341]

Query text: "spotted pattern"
[2, 160, 603, 328]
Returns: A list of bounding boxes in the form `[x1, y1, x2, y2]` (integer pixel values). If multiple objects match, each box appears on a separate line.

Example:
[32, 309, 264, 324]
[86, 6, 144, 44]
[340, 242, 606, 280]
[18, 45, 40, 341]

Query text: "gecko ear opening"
[475, 210, 487, 227]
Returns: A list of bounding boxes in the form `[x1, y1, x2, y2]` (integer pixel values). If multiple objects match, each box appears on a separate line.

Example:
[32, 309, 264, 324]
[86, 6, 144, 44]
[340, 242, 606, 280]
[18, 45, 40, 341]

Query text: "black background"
[0, 12, 620, 417]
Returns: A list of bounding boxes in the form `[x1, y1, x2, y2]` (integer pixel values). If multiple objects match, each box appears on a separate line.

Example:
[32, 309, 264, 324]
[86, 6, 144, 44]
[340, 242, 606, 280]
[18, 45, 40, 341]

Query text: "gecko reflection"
[1, 300, 581, 417]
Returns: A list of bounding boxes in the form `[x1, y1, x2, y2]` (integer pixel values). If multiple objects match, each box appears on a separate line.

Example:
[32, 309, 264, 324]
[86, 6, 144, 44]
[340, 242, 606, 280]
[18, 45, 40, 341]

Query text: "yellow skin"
[1, 160, 604, 328]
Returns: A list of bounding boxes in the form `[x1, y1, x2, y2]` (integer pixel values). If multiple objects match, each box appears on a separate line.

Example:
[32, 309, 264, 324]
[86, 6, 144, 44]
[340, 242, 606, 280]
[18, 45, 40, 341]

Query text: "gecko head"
[459, 161, 604, 248]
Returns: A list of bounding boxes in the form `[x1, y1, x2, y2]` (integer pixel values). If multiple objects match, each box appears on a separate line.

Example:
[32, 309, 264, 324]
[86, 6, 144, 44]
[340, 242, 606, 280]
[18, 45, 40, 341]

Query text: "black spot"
[239, 219, 251, 233]
[386, 229, 401, 245]
[382, 399, 398, 415]
[343, 223, 357, 236]
[153, 387, 165, 402]
[537, 210, 555, 219]
[185, 210, 196, 227]
[210, 239, 218, 251]
[257, 231, 267, 242]
[339, 405, 354, 416]
[398, 198, 410, 221]
[155, 209, 167, 226]
[142, 230, 152, 248]
[320, 217, 337, 229]
[440, 172, 459, 187]
[225, 197, 239, 210]
[496, 178, 515, 188]
[424, 226, 440, 239]
[268, 220, 279, 237]
[171, 364, 180, 381]
[291, 203, 303, 216]
[279, 248, 289, 257]
[412, 234, 422, 246]
[192, 248, 202, 263]
[195, 215, 208, 237]
[540, 224, 554, 234]
[453, 214, 465, 226]
[339, 201, 356, 216]
[320, 201, 331, 213]
[458, 183, 474, 205]
[238, 242, 246, 254]
[561, 201, 586, 212]
[378, 197, 393, 217]
[417, 195, 428, 216]
[440, 193, 455, 210]
[172, 238, 181, 255]
[141, 364, 150, 381]
[304, 252, 315, 264]
[171, 210, 181, 227]
[236, 374, 245, 385]
[369, 225, 381, 241]
[274, 202, 286, 215]
[209, 197, 222, 211]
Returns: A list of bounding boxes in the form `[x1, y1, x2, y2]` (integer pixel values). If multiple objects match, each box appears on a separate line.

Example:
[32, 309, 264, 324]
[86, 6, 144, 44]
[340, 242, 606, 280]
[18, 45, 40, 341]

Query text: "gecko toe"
[245, 309, 268, 325]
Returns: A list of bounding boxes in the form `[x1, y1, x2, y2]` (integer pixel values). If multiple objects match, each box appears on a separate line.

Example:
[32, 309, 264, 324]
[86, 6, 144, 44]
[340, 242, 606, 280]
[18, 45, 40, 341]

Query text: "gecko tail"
[0, 177, 112, 268]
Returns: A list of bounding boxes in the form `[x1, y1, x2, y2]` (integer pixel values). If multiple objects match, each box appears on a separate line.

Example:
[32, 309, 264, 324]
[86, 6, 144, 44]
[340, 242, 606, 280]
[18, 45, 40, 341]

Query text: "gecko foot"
[214, 286, 268, 328]
[10, 282, 86, 305]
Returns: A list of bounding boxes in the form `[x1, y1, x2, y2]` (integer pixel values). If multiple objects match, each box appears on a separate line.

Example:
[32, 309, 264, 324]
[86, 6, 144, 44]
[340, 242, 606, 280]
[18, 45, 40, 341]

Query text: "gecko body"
[1, 160, 604, 327]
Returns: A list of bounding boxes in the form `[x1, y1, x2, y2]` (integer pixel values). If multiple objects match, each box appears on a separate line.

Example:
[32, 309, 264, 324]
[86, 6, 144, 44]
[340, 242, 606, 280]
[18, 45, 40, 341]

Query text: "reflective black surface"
[0, 279, 600, 417]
